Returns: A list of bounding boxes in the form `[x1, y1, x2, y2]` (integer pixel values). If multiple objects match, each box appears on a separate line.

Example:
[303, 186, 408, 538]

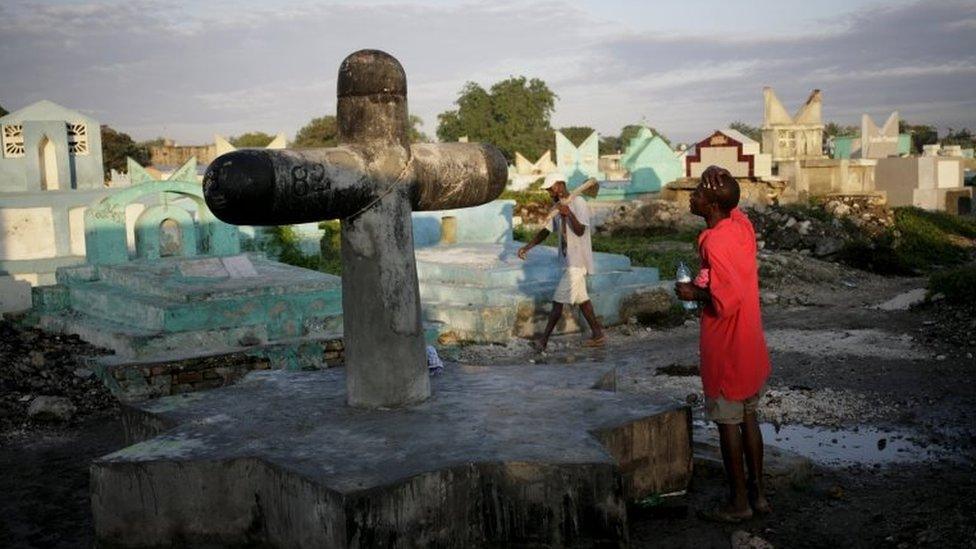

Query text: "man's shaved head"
[700, 166, 740, 212]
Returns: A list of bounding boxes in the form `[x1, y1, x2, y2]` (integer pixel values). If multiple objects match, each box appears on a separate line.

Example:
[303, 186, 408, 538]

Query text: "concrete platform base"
[93, 365, 692, 547]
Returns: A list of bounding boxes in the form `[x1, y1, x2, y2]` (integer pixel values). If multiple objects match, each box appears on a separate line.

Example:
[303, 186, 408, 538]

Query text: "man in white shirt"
[518, 172, 605, 351]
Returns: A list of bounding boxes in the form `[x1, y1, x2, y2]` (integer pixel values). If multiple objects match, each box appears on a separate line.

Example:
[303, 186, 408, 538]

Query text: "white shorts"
[553, 267, 590, 304]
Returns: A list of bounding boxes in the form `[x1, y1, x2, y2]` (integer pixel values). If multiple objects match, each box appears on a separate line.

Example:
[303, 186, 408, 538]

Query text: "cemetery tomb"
[831, 112, 910, 160]
[507, 150, 555, 190]
[413, 201, 663, 342]
[214, 131, 288, 157]
[0, 100, 116, 312]
[595, 126, 683, 200]
[90, 49, 692, 548]
[778, 158, 880, 201]
[874, 156, 972, 211]
[555, 130, 606, 188]
[29, 172, 343, 401]
[761, 87, 826, 162]
[685, 129, 773, 180]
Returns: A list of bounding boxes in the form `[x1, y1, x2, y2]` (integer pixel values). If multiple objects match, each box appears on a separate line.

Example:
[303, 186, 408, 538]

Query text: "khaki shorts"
[705, 387, 765, 425]
[553, 266, 590, 304]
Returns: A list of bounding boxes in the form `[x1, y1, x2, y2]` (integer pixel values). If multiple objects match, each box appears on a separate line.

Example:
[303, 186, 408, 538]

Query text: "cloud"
[0, 0, 972, 146]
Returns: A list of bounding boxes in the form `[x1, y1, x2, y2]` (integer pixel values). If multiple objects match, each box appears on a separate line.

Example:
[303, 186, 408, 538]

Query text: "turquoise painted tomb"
[555, 130, 605, 189]
[29, 161, 343, 396]
[598, 127, 683, 199]
[412, 200, 663, 343]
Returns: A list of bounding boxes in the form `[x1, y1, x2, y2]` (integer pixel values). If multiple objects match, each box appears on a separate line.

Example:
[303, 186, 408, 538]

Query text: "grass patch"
[929, 265, 976, 307]
[499, 189, 549, 208]
[514, 229, 701, 279]
[592, 234, 699, 279]
[840, 207, 975, 275]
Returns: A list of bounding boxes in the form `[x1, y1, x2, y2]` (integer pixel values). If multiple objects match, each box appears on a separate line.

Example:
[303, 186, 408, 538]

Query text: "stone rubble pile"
[597, 199, 703, 235]
[746, 199, 893, 259]
[0, 320, 116, 434]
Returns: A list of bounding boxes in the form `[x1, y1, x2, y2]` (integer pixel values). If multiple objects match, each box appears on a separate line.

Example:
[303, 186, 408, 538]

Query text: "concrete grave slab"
[92, 365, 692, 547]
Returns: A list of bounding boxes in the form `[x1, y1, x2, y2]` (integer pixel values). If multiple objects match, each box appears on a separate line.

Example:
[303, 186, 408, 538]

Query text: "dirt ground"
[1, 252, 974, 548]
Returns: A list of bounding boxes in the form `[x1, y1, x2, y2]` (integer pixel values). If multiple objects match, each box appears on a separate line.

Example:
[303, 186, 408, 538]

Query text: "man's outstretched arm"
[517, 228, 551, 260]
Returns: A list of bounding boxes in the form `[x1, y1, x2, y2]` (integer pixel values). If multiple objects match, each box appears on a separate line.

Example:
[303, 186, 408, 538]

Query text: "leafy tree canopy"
[824, 122, 859, 137]
[599, 124, 672, 155]
[943, 127, 975, 149]
[229, 131, 275, 148]
[408, 115, 429, 143]
[0, 103, 7, 117]
[293, 115, 427, 148]
[557, 126, 597, 147]
[138, 137, 168, 148]
[437, 76, 557, 162]
[294, 115, 339, 148]
[900, 121, 939, 154]
[101, 125, 149, 178]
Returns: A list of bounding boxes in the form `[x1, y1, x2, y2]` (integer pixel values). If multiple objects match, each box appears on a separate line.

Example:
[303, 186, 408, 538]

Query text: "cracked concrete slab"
[92, 364, 692, 547]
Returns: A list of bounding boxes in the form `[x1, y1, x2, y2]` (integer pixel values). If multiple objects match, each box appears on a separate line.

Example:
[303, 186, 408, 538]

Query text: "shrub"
[839, 207, 974, 275]
[929, 265, 976, 307]
[266, 226, 320, 270]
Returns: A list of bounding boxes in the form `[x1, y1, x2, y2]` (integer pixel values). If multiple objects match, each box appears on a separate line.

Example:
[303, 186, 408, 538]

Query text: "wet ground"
[1, 256, 974, 547]
[454, 266, 976, 547]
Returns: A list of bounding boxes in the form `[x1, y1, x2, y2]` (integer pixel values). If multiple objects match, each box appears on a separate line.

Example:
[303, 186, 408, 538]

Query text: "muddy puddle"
[695, 420, 954, 467]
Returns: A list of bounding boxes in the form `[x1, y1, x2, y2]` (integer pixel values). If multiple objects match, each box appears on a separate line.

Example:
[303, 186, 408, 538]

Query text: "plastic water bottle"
[676, 261, 697, 310]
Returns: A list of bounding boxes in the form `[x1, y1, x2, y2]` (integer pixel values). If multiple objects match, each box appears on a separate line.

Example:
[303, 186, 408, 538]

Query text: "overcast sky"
[1, 0, 973, 145]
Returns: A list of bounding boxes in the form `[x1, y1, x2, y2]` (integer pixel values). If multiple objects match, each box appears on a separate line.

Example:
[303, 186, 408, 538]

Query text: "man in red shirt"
[676, 165, 772, 522]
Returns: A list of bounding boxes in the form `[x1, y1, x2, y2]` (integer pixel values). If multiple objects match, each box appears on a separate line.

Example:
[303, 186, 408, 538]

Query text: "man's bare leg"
[741, 410, 771, 513]
[537, 302, 563, 351]
[717, 422, 752, 518]
[579, 300, 604, 340]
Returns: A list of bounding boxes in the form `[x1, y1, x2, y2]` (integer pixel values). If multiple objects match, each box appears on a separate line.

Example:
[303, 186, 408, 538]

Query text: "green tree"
[824, 122, 858, 137]
[437, 77, 557, 162]
[728, 121, 761, 142]
[0, 103, 7, 117]
[408, 115, 430, 143]
[229, 131, 275, 148]
[600, 124, 671, 155]
[294, 115, 339, 148]
[558, 126, 597, 148]
[900, 121, 938, 154]
[101, 125, 149, 178]
[943, 127, 975, 149]
[138, 137, 167, 148]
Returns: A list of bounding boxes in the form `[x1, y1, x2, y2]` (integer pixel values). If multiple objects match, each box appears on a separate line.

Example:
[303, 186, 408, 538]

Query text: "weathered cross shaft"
[203, 50, 506, 408]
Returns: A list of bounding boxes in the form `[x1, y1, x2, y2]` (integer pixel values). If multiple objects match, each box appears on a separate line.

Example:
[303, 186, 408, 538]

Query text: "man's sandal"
[697, 506, 753, 523]
[582, 336, 606, 348]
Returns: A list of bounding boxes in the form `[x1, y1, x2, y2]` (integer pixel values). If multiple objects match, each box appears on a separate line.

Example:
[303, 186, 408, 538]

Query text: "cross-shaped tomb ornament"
[203, 50, 507, 409]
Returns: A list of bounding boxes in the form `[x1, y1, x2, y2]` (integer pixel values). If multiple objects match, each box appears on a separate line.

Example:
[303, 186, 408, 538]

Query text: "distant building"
[149, 139, 217, 169]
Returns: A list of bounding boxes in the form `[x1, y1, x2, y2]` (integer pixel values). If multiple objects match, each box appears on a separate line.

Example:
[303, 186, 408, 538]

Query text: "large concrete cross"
[203, 50, 506, 409]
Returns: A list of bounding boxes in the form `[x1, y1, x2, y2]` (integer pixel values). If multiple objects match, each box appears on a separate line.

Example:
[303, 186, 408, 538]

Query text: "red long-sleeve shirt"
[697, 208, 771, 400]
